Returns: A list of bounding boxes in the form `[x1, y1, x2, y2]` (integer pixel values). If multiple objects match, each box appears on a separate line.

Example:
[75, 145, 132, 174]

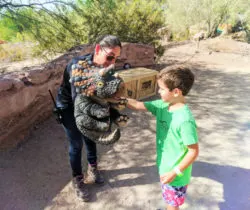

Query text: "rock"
[3, 74, 25, 90]
[26, 66, 52, 85]
[0, 78, 13, 92]
[231, 31, 248, 42]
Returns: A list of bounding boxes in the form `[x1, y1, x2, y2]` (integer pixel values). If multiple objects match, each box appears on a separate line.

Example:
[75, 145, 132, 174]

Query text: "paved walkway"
[1, 47, 250, 210]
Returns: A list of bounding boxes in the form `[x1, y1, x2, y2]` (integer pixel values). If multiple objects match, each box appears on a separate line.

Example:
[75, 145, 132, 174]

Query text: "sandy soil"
[0, 39, 250, 210]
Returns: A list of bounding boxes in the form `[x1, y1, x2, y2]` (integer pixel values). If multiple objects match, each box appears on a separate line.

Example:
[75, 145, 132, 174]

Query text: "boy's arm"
[160, 143, 199, 184]
[177, 143, 199, 172]
[126, 98, 147, 111]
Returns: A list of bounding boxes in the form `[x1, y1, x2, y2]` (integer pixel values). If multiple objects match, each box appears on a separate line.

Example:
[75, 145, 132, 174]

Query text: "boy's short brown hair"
[157, 65, 194, 96]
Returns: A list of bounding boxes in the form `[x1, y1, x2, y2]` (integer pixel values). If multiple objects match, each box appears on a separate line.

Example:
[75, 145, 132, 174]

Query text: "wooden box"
[118, 67, 158, 100]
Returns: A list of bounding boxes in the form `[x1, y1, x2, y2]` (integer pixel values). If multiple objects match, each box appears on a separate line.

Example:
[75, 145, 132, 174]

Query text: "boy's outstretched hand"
[160, 171, 177, 184]
[107, 97, 128, 111]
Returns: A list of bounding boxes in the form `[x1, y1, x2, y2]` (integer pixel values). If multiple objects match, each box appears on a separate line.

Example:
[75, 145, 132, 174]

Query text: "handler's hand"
[160, 171, 177, 184]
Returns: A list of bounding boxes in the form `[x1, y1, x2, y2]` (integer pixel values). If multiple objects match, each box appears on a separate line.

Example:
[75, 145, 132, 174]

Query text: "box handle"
[141, 81, 152, 89]
[127, 90, 133, 97]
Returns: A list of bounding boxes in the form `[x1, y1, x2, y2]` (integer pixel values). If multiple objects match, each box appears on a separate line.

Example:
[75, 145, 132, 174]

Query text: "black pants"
[61, 106, 97, 177]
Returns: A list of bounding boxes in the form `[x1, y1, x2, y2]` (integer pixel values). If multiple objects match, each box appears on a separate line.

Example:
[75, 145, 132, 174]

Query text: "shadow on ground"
[193, 161, 250, 210]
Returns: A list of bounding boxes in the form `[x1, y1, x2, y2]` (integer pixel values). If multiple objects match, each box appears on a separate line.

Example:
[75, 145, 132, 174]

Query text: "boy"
[126, 65, 199, 210]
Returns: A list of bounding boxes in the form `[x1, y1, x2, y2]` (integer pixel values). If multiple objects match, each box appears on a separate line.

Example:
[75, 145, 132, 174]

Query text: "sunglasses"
[101, 47, 116, 61]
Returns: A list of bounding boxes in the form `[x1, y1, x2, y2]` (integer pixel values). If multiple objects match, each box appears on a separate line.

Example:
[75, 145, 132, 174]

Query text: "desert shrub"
[0, 0, 166, 57]
[31, 0, 166, 56]
[165, 0, 250, 41]
[0, 42, 34, 62]
[80, 0, 165, 44]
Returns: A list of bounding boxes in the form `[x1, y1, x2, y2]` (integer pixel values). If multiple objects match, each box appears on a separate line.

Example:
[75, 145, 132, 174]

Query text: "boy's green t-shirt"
[144, 99, 198, 187]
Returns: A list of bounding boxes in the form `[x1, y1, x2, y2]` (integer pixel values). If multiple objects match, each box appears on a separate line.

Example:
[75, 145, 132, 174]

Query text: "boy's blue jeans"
[61, 106, 97, 177]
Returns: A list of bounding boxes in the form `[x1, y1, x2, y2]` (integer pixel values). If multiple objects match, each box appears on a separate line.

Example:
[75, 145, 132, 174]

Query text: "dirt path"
[1, 40, 250, 210]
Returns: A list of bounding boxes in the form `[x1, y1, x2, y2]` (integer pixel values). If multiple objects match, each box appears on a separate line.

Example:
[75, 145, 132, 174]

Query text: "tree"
[75, 0, 166, 49]
[0, 1, 80, 54]
[0, 0, 166, 57]
[0, 0, 72, 11]
[165, 0, 250, 40]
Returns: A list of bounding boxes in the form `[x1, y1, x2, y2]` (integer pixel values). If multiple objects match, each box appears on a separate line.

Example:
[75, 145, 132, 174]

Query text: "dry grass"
[0, 42, 35, 62]
[0, 42, 62, 75]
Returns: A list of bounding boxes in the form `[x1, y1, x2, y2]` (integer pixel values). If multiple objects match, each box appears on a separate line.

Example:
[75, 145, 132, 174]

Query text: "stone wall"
[0, 43, 154, 149]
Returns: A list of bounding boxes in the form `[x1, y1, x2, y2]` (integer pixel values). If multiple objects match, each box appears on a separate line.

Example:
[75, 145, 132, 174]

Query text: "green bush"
[2, 0, 166, 57]
[56, 0, 166, 55]
[0, 0, 166, 60]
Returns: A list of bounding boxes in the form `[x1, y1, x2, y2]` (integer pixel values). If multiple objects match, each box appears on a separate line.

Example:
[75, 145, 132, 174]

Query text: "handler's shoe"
[72, 175, 90, 202]
[85, 164, 105, 184]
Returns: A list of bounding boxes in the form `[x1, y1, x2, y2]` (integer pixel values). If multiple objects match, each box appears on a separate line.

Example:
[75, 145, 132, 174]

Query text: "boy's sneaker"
[85, 164, 105, 184]
[72, 175, 90, 202]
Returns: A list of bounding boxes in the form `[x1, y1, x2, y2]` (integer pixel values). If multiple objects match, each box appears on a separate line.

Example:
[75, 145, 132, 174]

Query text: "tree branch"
[0, 0, 73, 10]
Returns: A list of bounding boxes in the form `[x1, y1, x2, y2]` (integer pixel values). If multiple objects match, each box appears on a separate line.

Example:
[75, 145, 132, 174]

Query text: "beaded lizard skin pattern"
[70, 58, 128, 145]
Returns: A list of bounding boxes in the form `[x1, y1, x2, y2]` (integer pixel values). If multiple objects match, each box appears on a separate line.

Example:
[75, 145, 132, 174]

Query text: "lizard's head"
[94, 74, 125, 99]
[71, 62, 125, 99]
[92, 65, 125, 99]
